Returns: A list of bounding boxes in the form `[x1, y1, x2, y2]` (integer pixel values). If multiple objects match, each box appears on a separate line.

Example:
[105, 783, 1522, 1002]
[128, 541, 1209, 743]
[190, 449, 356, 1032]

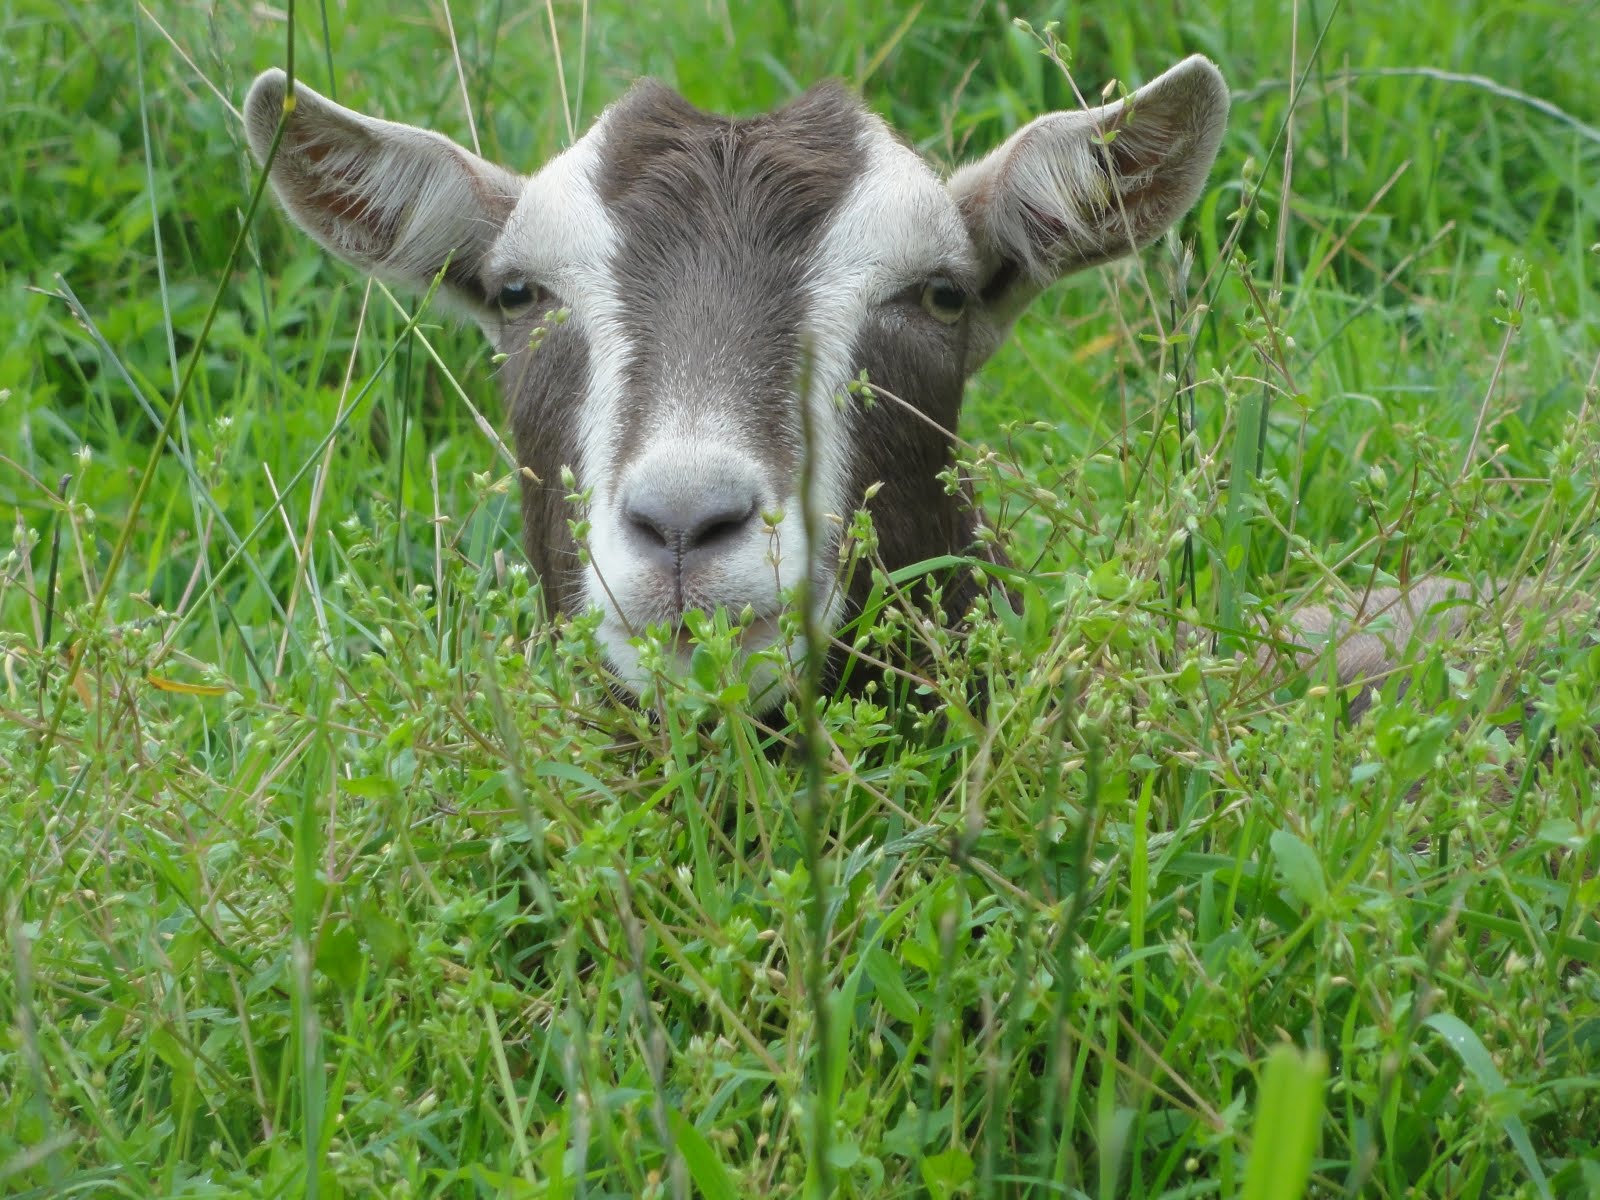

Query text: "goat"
[242, 58, 1544, 716]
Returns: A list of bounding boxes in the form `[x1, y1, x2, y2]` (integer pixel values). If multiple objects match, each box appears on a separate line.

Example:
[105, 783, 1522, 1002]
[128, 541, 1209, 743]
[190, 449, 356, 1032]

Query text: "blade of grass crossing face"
[793, 339, 837, 1200]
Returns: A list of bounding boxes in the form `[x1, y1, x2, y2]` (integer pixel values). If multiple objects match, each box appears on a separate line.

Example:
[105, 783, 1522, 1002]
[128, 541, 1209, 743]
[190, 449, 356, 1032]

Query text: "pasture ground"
[2, 0, 1598, 1196]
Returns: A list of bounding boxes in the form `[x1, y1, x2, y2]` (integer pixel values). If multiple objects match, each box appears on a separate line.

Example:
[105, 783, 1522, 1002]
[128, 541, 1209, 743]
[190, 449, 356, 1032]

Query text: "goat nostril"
[686, 502, 758, 552]
[623, 494, 759, 559]
[625, 506, 674, 550]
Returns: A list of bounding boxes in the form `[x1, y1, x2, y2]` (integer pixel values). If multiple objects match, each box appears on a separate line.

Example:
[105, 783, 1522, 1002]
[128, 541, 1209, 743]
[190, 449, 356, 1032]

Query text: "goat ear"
[244, 69, 521, 307]
[950, 55, 1228, 327]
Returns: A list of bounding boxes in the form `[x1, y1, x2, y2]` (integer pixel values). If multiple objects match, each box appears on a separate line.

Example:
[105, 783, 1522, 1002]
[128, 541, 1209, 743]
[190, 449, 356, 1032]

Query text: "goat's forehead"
[489, 83, 973, 286]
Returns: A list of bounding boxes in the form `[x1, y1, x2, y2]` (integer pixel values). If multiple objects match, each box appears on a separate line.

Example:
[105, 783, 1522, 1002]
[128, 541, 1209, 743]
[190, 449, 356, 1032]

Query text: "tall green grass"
[3, 1, 1598, 1196]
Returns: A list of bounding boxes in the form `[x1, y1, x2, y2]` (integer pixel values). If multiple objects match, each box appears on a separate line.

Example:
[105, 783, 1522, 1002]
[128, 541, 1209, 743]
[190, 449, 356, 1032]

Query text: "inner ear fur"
[244, 69, 522, 304]
[949, 55, 1229, 322]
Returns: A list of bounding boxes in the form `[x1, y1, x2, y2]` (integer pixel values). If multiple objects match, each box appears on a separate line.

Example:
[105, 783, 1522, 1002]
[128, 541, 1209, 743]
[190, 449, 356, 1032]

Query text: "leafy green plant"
[3, 1, 1597, 1197]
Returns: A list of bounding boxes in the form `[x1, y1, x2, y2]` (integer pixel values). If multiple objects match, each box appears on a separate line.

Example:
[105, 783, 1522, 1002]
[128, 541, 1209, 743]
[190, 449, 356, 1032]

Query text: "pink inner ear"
[320, 183, 380, 229]
[1095, 114, 1147, 178]
[289, 126, 389, 235]
[296, 156, 383, 232]
[1018, 198, 1070, 245]
[299, 135, 335, 164]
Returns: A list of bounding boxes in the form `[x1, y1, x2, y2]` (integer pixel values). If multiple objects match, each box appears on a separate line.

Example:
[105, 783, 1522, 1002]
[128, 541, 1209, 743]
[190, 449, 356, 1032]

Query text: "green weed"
[2, 1, 1598, 1197]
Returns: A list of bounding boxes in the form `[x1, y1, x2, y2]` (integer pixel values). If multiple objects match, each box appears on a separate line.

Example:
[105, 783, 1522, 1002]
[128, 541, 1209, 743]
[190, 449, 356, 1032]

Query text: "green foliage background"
[2, 0, 1598, 1196]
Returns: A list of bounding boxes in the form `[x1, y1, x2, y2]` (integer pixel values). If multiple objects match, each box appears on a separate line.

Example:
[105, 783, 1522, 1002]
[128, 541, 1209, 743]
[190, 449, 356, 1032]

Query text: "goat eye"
[496, 280, 536, 310]
[920, 277, 968, 324]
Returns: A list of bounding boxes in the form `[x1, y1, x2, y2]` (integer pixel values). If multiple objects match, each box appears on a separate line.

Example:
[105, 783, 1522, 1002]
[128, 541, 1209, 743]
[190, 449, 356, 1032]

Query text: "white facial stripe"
[491, 110, 631, 514]
[802, 118, 977, 532]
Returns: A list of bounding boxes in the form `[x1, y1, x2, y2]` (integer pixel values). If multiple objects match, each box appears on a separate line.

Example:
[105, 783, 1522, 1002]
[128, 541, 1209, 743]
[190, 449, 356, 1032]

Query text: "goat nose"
[623, 486, 760, 561]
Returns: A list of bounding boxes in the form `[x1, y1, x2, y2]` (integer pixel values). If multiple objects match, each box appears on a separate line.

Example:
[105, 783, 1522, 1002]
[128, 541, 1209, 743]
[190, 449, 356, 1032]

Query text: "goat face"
[244, 58, 1229, 707]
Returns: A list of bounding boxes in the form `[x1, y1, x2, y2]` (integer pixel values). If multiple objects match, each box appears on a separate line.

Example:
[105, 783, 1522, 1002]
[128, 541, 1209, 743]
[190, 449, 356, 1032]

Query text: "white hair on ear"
[964, 114, 1119, 284]
[244, 69, 521, 294]
[949, 55, 1229, 295]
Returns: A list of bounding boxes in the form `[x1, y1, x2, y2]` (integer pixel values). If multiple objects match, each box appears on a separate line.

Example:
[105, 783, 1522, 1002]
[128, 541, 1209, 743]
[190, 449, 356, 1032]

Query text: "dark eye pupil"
[920, 278, 968, 322]
[497, 281, 533, 308]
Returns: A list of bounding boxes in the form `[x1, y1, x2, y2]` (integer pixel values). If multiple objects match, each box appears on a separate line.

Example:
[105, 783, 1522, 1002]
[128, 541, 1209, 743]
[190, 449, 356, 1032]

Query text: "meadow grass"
[2, 0, 1599, 1196]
